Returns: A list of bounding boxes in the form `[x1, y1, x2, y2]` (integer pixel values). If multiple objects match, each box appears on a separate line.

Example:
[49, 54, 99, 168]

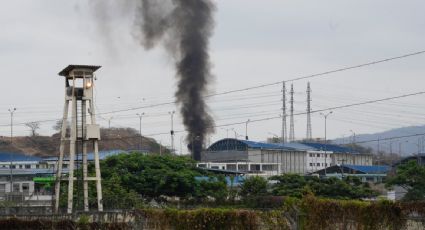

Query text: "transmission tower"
[281, 82, 287, 144]
[289, 84, 295, 142]
[306, 82, 312, 140]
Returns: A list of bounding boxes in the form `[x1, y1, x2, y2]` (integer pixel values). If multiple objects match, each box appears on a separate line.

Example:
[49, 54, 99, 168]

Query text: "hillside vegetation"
[0, 128, 168, 156]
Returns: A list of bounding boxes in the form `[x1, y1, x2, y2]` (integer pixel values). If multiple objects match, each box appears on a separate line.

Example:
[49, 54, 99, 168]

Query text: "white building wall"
[0, 181, 35, 194]
[0, 161, 48, 169]
[331, 153, 372, 166]
[248, 150, 262, 163]
[257, 150, 307, 174]
[306, 151, 332, 173]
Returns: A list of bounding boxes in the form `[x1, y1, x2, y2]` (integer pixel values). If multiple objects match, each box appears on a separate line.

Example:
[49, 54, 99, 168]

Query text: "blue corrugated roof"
[0, 153, 42, 162]
[43, 150, 128, 161]
[208, 138, 365, 154]
[343, 164, 389, 174]
[0, 168, 60, 175]
[239, 140, 294, 150]
[280, 142, 316, 151]
[301, 142, 355, 154]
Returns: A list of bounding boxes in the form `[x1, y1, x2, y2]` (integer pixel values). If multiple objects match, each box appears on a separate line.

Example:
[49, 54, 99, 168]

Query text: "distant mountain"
[332, 125, 425, 156]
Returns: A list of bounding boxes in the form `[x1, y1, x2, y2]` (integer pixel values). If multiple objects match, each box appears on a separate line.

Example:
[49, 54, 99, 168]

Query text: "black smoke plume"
[137, 0, 216, 160]
[88, 0, 216, 160]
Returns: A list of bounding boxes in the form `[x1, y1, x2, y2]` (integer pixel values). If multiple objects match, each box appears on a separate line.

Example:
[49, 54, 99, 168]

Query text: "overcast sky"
[0, 0, 424, 154]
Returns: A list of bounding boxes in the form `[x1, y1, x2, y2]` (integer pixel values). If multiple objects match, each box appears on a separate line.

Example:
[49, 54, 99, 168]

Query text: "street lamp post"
[107, 116, 113, 129]
[169, 111, 175, 154]
[245, 119, 250, 140]
[8, 108, 16, 193]
[136, 113, 145, 152]
[320, 111, 333, 176]
[231, 128, 238, 139]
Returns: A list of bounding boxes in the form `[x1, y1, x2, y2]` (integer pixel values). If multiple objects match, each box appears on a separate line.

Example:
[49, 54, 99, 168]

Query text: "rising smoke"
[91, 0, 216, 160]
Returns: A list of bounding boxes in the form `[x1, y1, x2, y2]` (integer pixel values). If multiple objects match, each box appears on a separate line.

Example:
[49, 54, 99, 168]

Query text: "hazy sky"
[0, 0, 424, 153]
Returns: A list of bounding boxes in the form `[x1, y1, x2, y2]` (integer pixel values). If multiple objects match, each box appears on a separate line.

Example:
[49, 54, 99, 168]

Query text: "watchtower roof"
[58, 65, 101, 77]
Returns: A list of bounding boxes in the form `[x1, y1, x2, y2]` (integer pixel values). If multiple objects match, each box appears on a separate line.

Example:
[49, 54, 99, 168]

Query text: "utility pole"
[169, 111, 175, 154]
[320, 111, 333, 176]
[245, 119, 250, 140]
[107, 116, 113, 129]
[289, 84, 295, 142]
[306, 82, 312, 140]
[231, 128, 238, 139]
[8, 108, 16, 193]
[136, 113, 145, 152]
[281, 81, 287, 144]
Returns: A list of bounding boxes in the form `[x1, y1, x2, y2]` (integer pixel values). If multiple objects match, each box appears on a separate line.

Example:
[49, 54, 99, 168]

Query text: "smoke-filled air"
[91, 0, 216, 160]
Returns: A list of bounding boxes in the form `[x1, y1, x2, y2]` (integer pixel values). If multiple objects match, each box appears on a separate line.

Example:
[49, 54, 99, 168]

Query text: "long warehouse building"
[201, 138, 373, 175]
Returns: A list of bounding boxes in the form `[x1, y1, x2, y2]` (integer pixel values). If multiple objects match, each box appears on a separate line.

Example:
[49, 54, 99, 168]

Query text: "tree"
[25, 122, 40, 136]
[271, 174, 378, 199]
[53, 119, 70, 134]
[270, 174, 307, 198]
[97, 153, 227, 206]
[240, 176, 268, 198]
[386, 160, 425, 201]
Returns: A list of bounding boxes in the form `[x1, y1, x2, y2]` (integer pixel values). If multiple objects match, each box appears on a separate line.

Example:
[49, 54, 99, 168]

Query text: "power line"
[207, 91, 425, 129]
[78, 49, 425, 121]
[2, 50, 425, 128]
[354, 133, 425, 145]
[204, 50, 425, 97]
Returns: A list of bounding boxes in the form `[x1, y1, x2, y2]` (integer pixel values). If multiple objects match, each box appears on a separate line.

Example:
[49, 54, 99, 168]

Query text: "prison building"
[201, 138, 373, 175]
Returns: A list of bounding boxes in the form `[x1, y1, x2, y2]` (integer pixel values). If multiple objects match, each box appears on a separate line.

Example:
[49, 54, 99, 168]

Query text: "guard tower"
[55, 65, 103, 214]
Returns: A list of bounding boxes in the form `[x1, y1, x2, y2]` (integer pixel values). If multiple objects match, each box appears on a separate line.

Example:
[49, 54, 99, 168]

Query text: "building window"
[25, 165, 31, 169]
[309, 163, 313, 166]
[13, 183, 20, 193]
[36, 165, 39, 169]
[0, 184, 5, 194]
[22, 183, 29, 194]
[309, 153, 313, 157]
[11, 165, 16, 169]
[317, 154, 320, 157]
[227, 164, 236, 170]
[316, 163, 320, 166]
